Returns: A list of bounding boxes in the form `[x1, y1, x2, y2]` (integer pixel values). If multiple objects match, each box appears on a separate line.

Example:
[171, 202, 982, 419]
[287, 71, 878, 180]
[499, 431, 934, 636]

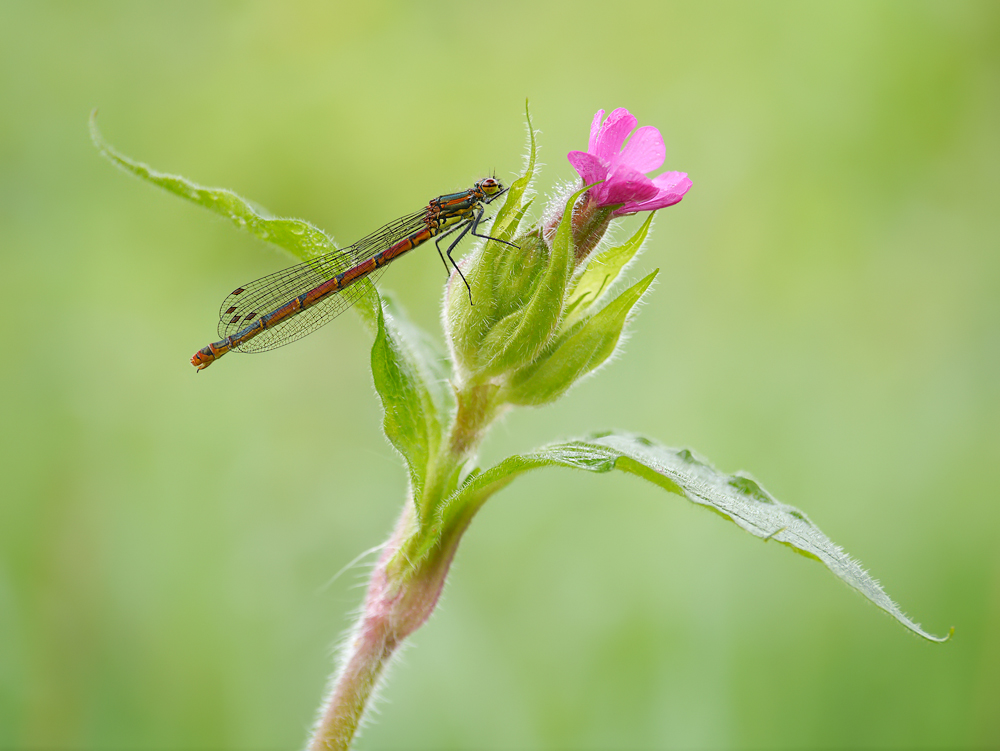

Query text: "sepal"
[562, 211, 655, 330]
[503, 271, 657, 406]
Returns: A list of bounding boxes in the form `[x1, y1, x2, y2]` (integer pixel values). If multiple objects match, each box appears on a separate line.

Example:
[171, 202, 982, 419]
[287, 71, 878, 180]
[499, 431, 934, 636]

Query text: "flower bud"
[445, 185, 590, 384]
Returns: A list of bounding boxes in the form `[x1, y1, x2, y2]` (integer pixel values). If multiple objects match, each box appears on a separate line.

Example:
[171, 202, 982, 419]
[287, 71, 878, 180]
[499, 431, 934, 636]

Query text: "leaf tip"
[639, 268, 659, 291]
[914, 623, 954, 644]
[931, 625, 955, 643]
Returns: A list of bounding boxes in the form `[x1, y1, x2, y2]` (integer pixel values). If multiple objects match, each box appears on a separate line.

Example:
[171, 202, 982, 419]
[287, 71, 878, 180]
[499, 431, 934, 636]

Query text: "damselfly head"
[476, 176, 506, 202]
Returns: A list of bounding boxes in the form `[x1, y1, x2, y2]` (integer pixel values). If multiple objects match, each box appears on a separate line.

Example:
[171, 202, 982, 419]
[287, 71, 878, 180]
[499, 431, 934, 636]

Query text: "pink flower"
[567, 108, 692, 216]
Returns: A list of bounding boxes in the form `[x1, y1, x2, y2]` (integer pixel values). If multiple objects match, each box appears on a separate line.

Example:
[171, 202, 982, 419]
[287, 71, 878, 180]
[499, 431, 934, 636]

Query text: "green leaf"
[563, 211, 655, 330]
[442, 432, 950, 643]
[380, 292, 454, 427]
[504, 270, 657, 406]
[368, 291, 446, 516]
[91, 111, 336, 263]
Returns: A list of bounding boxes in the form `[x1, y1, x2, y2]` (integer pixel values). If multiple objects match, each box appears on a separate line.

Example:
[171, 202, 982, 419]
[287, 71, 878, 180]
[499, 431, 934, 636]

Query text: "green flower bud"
[445, 184, 591, 384]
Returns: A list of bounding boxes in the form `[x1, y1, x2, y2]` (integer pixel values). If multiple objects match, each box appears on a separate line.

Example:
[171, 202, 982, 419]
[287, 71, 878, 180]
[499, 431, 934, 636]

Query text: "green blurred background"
[2, 2, 997, 748]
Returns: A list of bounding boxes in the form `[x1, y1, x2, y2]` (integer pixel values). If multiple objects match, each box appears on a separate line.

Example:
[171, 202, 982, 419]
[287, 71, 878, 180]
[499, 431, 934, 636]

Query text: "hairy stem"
[307, 626, 395, 751]
[307, 508, 414, 750]
[308, 370, 510, 749]
[308, 476, 473, 749]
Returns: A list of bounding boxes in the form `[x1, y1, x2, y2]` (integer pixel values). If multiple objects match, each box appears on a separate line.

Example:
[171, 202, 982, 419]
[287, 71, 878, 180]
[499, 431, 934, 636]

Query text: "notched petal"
[593, 108, 638, 163]
[619, 125, 666, 174]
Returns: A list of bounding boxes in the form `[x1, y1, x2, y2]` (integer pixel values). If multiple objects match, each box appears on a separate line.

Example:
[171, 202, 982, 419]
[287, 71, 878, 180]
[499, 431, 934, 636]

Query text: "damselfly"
[191, 177, 513, 370]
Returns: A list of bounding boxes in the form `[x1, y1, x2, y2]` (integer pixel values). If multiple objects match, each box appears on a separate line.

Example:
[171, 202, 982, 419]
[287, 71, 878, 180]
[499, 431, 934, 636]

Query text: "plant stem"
[307, 625, 395, 751]
[448, 382, 502, 458]
[307, 507, 414, 750]
[307, 484, 472, 748]
[308, 380, 505, 749]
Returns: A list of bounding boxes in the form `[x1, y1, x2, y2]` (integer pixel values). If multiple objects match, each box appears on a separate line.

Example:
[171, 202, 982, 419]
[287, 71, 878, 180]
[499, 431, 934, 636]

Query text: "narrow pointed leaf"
[380, 292, 453, 427]
[446, 105, 538, 376]
[91, 112, 336, 263]
[488, 100, 537, 242]
[505, 270, 657, 405]
[442, 432, 950, 643]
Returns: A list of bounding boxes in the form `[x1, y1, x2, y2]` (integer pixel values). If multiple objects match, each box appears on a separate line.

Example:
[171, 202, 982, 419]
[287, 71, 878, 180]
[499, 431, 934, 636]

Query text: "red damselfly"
[191, 177, 512, 371]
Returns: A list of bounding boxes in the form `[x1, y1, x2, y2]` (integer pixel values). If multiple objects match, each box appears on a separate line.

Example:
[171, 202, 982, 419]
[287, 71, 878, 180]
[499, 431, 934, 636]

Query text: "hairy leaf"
[368, 293, 445, 515]
[489, 100, 537, 242]
[91, 112, 336, 264]
[443, 432, 950, 643]
[446, 104, 539, 377]
[505, 271, 657, 405]
[379, 293, 453, 431]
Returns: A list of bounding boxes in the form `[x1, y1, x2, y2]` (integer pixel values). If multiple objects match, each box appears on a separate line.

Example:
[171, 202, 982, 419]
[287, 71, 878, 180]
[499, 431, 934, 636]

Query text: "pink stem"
[307, 504, 461, 750]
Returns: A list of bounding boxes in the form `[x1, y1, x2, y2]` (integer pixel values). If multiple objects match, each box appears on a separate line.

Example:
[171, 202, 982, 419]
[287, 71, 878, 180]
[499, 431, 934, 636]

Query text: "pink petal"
[645, 171, 692, 200]
[601, 162, 659, 206]
[592, 108, 637, 163]
[587, 109, 605, 154]
[567, 150, 608, 187]
[651, 171, 691, 191]
[614, 172, 692, 215]
[617, 125, 665, 175]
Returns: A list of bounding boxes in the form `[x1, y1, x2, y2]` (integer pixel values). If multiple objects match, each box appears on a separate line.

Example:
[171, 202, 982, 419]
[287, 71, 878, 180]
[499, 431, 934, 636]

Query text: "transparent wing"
[216, 209, 428, 349]
[230, 266, 389, 353]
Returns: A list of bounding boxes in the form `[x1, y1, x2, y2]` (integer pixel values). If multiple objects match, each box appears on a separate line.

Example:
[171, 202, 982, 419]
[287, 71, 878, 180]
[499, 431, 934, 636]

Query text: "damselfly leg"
[437, 202, 521, 306]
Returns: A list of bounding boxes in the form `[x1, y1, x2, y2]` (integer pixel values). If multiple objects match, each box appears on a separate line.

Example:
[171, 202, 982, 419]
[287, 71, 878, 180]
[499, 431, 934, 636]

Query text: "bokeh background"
[2, 2, 998, 749]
